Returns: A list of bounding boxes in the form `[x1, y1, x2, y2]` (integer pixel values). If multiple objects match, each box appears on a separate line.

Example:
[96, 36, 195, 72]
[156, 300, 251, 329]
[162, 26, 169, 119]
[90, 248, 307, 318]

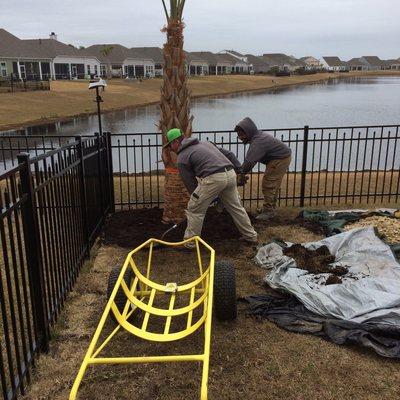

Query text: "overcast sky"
[2, 0, 399, 59]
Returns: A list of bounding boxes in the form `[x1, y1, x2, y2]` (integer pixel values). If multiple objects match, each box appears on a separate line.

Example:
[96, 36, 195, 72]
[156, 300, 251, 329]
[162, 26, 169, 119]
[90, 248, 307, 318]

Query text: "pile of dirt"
[283, 244, 348, 284]
[102, 207, 246, 248]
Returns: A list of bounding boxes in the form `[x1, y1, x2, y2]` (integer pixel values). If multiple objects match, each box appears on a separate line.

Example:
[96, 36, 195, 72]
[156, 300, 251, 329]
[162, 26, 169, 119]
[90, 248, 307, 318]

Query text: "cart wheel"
[107, 265, 134, 322]
[214, 260, 237, 321]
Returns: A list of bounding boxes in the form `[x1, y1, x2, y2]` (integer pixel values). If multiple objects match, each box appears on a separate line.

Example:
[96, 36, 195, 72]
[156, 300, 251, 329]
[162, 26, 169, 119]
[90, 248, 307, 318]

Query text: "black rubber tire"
[213, 260, 237, 321]
[107, 265, 133, 322]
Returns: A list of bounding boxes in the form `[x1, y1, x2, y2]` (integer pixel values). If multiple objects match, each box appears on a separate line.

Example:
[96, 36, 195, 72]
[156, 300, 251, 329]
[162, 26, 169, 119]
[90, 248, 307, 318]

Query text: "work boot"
[256, 210, 276, 221]
[239, 235, 258, 245]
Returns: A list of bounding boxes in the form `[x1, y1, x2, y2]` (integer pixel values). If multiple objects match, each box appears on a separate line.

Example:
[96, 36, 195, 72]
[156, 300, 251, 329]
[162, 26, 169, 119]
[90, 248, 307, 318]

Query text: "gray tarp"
[254, 227, 400, 326]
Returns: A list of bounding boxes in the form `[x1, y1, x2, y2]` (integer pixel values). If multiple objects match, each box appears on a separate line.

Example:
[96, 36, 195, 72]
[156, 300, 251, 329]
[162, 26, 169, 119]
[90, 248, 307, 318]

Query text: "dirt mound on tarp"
[283, 244, 348, 283]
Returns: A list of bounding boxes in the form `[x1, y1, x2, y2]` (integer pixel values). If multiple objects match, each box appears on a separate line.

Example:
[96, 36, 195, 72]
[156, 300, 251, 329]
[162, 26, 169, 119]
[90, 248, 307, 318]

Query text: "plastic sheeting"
[254, 227, 400, 326]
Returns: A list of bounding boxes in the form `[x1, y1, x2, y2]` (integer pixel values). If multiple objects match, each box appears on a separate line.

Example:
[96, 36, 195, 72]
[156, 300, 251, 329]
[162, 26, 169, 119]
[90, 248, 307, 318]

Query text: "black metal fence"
[0, 78, 50, 93]
[0, 133, 113, 400]
[1, 125, 400, 210]
[109, 125, 400, 209]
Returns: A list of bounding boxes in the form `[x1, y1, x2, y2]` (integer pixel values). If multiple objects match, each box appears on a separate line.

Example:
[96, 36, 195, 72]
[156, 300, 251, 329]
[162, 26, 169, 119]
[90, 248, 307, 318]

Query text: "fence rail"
[0, 133, 113, 400]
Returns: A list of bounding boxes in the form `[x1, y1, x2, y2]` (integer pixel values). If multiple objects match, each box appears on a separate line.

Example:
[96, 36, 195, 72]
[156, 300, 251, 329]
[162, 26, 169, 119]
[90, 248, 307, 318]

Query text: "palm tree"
[100, 46, 114, 79]
[160, 0, 193, 223]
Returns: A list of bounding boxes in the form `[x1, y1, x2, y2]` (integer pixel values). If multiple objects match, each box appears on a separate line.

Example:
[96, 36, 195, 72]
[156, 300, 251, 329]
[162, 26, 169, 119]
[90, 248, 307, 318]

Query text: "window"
[94, 65, 98, 75]
[100, 65, 106, 77]
[0, 62, 7, 77]
[145, 65, 154, 77]
[87, 65, 91, 75]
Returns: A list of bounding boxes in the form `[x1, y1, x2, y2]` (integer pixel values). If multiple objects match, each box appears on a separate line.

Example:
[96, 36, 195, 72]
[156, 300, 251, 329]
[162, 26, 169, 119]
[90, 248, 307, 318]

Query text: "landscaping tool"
[70, 236, 237, 400]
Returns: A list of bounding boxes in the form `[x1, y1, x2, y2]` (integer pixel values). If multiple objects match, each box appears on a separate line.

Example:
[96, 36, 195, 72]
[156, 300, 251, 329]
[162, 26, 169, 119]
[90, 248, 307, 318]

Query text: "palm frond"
[161, 0, 169, 20]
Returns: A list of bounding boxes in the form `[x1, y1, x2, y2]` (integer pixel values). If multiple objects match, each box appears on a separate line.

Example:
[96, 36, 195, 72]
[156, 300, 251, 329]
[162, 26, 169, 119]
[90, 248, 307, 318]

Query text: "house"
[218, 53, 249, 73]
[346, 58, 368, 71]
[84, 44, 130, 78]
[132, 47, 164, 76]
[260, 53, 303, 72]
[321, 57, 348, 71]
[359, 56, 386, 71]
[299, 56, 322, 70]
[245, 54, 270, 74]
[385, 58, 400, 70]
[185, 52, 209, 76]
[220, 50, 248, 63]
[218, 50, 249, 73]
[0, 29, 101, 80]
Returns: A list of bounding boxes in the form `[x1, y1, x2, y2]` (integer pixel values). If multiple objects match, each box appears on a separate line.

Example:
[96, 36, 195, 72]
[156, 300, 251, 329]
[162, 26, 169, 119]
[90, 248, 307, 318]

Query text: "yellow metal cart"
[70, 236, 236, 400]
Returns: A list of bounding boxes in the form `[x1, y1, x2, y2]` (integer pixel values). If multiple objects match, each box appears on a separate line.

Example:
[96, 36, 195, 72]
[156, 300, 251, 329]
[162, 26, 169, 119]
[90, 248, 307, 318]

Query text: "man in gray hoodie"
[235, 117, 292, 220]
[164, 128, 258, 245]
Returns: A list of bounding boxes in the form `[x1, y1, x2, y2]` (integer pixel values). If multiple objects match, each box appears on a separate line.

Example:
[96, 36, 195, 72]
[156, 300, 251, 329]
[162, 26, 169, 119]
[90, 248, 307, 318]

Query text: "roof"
[245, 54, 270, 67]
[261, 53, 305, 67]
[188, 52, 219, 65]
[300, 56, 318, 62]
[131, 47, 164, 64]
[346, 57, 368, 66]
[0, 28, 98, 60]
[185, 52, 209, 63]
[215, 53, 241, 65]
[22, 39, 83, 58]
[361, 56, 386, 66]
[223, 50, 245, 58]
[0, 29, 26, 57]
[322, 56, 345, 67]
[84, 44, 131, 64]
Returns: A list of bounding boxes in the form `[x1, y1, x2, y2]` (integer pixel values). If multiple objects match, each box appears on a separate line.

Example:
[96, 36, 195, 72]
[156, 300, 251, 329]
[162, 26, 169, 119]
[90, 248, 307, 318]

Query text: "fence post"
[95, 132, 104, 214]
[299, 125, 309, 207]
[106, 132, 115, 213]
[75, 136, 90, 258]
[17, 153, 50, 353]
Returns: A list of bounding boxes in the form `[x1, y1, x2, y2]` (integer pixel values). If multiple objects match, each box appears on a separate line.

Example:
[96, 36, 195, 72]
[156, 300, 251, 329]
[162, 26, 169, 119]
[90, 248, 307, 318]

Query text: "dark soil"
[284, 244, 348, 277]
[102, 207, 248, 249]
[326, 275, 343, 285]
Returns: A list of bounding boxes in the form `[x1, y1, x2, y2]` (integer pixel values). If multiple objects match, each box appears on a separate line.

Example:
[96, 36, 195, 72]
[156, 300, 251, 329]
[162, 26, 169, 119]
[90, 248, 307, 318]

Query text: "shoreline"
[1, 70, 399, 132]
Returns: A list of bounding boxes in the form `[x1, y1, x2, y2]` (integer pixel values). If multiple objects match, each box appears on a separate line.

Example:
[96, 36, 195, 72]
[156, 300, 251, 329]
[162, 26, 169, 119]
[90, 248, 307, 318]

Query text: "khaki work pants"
[262, 155, 292, 211]
[184, 169, 257, 241]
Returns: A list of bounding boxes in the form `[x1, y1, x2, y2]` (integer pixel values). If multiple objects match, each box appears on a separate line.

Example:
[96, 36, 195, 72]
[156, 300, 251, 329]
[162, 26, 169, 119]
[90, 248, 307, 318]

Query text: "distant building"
[245, 54, 270, 74]
[185, 52, 209, 76]
[0, 28, 100, 80]
[346, 58, 369, 71]
[359, 56, 386, 71]
[260, 53, 305, 72]
[385, 58, 400, 70]
[132, 47, 164, 76]
[299, 56, 322, 70]
[217, 52, 249, 73]
[321, 57, 348, 71]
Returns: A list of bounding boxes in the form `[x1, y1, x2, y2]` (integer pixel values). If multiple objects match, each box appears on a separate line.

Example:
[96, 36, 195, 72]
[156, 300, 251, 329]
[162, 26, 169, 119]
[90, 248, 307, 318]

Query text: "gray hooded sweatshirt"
[236, 117, 291, 174]
[177, 137, 241, 194]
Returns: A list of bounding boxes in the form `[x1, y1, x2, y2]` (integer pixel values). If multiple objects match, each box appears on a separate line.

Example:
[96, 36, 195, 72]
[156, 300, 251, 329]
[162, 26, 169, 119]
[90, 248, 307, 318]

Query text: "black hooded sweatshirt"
[235, 117, 291, 174]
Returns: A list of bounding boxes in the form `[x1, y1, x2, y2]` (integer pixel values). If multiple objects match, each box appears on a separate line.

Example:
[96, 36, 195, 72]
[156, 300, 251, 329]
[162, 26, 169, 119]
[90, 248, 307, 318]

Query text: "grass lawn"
[1, 70, 400, 132]
[21, 208, 400, 400]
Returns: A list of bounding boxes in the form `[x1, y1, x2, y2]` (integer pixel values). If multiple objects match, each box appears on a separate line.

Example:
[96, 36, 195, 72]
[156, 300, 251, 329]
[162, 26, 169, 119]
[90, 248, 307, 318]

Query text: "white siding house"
[321, 57, 348, 71]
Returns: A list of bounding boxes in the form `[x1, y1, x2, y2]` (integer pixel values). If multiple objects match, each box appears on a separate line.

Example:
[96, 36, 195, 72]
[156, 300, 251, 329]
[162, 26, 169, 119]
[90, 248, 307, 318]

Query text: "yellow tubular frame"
[70, 236, 215, 400]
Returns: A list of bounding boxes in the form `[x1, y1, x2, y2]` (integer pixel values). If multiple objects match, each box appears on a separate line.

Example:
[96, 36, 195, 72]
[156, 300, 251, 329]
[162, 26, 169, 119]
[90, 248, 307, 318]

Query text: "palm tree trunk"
[160, 19, 193, 223]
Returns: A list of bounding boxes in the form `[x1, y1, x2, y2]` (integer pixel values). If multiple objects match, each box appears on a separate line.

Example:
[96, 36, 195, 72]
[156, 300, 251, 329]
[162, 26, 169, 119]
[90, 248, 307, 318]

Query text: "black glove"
[237, 174, 249, 187]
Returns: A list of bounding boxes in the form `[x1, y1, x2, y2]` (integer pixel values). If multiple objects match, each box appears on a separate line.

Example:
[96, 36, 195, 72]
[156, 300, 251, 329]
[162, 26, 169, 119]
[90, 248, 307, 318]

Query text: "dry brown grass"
[1, 71, 399, 131]
[21, 211, 400, 400]
[113, 171, 400, 211]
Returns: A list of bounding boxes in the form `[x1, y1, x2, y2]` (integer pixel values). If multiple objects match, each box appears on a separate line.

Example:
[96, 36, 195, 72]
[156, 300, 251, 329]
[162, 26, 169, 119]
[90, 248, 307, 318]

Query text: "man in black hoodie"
[164, 128, 258, 245]
[235, 117, 292, 220]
